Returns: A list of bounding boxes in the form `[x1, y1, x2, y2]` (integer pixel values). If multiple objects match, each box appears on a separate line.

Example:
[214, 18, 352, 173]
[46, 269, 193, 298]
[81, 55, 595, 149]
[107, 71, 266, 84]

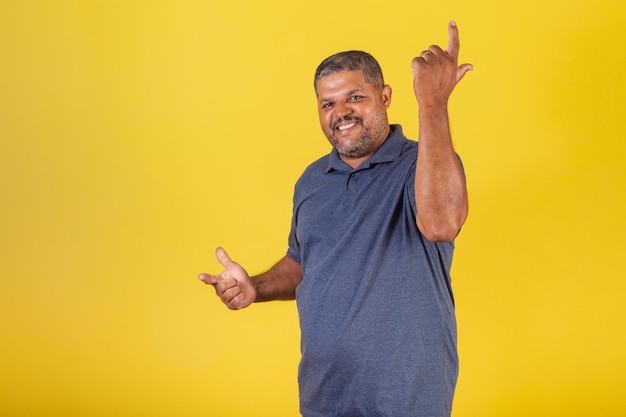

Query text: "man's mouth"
[337, 122, 357, 131]
[333, 117, 362, 132]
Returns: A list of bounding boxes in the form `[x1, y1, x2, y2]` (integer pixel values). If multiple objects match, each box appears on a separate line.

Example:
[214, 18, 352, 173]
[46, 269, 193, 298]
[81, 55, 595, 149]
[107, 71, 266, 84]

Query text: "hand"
[198, 247, 257, 310]
[411, 21, 473, 107]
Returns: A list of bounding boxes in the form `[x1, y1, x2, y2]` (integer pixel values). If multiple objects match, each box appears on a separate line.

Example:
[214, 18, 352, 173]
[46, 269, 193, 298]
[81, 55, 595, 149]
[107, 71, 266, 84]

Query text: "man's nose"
[335, 102, 353, 119]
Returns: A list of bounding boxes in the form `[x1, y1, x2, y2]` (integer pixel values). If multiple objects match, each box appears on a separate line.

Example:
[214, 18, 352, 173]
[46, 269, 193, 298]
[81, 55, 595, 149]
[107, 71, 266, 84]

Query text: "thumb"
[456, 63, 474, 83]
[215, 246, 237, 269]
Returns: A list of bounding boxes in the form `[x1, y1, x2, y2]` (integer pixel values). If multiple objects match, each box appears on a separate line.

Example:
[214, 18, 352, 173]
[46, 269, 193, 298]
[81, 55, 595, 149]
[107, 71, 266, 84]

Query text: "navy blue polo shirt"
[287, 125, 460, 417]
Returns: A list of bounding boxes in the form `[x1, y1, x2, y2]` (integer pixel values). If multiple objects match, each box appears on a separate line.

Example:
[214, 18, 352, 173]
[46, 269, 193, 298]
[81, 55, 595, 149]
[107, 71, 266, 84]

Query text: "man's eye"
[322, 102, 333, 108]
[349, 95, 362, 101]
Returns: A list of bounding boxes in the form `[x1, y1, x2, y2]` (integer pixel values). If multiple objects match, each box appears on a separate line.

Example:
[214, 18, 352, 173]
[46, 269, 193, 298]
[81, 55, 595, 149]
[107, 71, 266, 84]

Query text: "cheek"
[319, 112, 333, 129]
[318, 115, 336, 140]
[364, 106, 387, 125]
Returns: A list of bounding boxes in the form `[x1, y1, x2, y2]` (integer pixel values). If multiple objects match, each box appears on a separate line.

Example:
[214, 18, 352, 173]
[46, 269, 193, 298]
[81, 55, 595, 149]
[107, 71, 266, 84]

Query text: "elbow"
[420, 225, 461, 242]
[417, 212, 468, 243]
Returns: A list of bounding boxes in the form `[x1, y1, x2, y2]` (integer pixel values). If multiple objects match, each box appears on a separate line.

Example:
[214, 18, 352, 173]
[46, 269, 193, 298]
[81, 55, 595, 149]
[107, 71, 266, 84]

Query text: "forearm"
[415, 103, 468, 242]
[251, 255, 303, 302]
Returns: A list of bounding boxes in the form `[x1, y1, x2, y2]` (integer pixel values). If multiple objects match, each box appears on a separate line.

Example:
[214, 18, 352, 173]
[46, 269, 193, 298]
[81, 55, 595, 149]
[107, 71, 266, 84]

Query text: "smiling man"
[199, 21, 472, 417]
[316, 68, 392, 165]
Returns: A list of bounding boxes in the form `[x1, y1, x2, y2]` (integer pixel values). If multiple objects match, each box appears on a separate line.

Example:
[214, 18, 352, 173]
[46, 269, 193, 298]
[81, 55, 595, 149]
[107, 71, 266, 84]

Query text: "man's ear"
[382, 84, 392, 109]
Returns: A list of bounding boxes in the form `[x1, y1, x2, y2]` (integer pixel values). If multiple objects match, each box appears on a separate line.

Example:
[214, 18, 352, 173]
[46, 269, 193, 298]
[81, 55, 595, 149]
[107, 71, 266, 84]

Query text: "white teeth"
[338, 122, 356, 131]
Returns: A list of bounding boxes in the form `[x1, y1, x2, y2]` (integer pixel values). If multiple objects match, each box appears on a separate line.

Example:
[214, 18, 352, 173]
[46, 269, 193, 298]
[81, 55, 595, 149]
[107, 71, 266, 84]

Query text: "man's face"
[316, 70, 392, 165]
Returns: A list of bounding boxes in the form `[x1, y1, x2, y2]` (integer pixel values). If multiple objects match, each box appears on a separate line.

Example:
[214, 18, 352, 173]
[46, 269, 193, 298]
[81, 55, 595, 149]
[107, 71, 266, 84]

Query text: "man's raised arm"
[411, 21, 472, 242]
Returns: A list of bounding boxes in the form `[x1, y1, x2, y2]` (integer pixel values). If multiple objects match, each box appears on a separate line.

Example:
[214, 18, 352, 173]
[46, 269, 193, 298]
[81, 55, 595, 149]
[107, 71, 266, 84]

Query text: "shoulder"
[292, 153, 331, 196]
[296, 154, 330, 182]
[304, 153, 331, 173]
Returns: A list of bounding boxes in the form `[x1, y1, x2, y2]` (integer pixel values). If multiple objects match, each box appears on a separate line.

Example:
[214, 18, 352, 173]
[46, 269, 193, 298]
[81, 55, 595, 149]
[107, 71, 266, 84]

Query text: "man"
[199, 21, 472, 417]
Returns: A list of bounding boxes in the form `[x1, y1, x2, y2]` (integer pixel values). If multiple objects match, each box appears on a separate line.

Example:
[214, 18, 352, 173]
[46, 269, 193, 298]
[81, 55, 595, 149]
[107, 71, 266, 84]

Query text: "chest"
[293, 164, 415, 254]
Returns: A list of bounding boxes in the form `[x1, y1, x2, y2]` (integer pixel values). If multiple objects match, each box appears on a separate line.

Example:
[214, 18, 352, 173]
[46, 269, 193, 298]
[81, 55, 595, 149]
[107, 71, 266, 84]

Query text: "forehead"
[316, 70, 374, 99]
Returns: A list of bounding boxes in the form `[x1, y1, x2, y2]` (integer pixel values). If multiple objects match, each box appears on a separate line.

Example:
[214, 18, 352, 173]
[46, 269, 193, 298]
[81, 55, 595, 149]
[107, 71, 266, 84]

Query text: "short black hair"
[314, 50, 385, 94]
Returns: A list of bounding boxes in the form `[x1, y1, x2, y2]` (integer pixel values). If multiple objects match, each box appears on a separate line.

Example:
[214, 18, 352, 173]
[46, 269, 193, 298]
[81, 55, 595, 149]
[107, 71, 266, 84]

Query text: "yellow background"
[1, 1, 625, 416]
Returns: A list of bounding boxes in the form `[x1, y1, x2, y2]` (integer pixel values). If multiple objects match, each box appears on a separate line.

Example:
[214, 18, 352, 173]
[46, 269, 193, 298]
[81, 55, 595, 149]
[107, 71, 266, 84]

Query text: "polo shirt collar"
[325, 124, 406, 173]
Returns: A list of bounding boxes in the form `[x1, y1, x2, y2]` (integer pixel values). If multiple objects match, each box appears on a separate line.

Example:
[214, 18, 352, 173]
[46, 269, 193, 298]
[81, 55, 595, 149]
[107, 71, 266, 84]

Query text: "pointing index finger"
[447, 20, 460, 61]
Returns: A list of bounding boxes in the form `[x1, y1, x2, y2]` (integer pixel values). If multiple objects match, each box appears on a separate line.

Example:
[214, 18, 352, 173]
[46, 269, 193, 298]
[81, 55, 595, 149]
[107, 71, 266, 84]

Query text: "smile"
[337, 122, 357, 131]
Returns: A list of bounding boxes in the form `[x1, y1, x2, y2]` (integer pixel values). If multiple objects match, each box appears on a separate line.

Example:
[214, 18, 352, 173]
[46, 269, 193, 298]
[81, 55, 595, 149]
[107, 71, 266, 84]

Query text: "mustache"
[332, 116, 363, 130]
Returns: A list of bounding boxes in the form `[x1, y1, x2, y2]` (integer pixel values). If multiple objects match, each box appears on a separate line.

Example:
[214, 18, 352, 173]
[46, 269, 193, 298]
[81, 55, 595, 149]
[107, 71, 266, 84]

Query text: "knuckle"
[227, 293, 243, 310]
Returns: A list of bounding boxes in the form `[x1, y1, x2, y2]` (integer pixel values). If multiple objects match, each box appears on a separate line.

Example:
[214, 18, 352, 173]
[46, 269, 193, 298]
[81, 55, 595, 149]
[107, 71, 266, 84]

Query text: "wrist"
[417, 96, 448, 112]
